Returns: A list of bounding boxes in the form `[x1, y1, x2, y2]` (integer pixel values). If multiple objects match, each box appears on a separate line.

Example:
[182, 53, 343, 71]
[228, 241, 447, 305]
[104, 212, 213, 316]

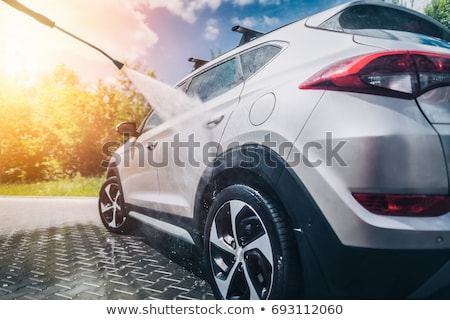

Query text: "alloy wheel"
[208, 199, 274, 299]
[98, 177, 129, 232]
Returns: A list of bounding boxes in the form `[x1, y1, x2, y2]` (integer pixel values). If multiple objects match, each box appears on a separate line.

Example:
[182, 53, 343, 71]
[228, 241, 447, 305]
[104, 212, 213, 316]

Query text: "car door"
[119, 111, 163, 209]
[151, 56, 244, 218]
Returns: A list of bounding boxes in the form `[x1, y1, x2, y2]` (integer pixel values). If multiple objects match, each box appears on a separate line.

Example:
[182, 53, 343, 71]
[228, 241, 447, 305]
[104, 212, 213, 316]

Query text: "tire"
[98, 176, 132, 234]
[204, 184, 301, 300]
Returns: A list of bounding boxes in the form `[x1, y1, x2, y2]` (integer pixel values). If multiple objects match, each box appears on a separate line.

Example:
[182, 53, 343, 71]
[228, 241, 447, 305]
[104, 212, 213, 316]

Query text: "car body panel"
[157, 82, 245, 217]
[290, 91, 450, 249]
[116, 136, 160, 209]
[103, 0, 450, 298]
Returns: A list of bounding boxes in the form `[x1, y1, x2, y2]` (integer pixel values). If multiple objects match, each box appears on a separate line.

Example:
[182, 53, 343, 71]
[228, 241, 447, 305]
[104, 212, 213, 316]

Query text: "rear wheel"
[98, 176, 131, 233]
[204, 184, 301, 299]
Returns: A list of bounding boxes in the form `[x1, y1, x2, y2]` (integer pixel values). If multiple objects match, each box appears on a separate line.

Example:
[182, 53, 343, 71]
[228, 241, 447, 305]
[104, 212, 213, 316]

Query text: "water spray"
[2, 0, 199, 120]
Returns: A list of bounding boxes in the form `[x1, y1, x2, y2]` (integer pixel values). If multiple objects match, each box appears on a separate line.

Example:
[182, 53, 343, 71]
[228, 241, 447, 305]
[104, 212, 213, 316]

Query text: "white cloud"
[258, 0, 281, 5]
[231, 16, 258, 28]
[383, 0, 431, 12]
[412, 0, 432, 12]
[263, 15, 280, 27]
[232, 0, 280, 6]
[232, 0, 255, 6]
[134, 0, 222, 23]
[231, 15, 280, 30]
[204, 18, 220, 40]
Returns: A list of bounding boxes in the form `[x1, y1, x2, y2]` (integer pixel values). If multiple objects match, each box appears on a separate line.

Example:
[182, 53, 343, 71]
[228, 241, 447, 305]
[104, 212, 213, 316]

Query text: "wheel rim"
[99, 181, 126, 229]
[208, 200, 274, 300]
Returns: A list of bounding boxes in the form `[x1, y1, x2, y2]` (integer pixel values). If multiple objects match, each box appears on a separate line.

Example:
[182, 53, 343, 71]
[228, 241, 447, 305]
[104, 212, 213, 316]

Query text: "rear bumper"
[293, 228, 450, 299]
[276, 162, 450, 299]
[409, 259, 450, 299]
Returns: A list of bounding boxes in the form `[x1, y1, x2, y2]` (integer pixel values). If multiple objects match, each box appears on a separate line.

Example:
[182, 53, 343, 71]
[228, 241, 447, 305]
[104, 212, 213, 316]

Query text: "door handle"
[147, 140, 158, 151]
[206, 115, 225, 128]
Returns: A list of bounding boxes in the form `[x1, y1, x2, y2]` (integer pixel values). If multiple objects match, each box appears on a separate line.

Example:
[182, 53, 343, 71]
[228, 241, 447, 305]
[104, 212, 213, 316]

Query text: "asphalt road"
[0, 196, 213, 300]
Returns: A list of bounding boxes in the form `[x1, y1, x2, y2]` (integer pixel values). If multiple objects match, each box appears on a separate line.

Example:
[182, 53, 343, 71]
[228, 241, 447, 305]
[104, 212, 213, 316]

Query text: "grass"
[0, 176, 104, 197]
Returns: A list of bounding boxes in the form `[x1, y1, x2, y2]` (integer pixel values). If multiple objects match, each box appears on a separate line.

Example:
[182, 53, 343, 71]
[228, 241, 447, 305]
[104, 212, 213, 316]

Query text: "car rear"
[283, 1, 450, 298]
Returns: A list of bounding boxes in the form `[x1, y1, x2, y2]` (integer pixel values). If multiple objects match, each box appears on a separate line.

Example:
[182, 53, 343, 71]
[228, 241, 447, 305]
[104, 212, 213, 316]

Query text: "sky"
[0, 0, 432, 85]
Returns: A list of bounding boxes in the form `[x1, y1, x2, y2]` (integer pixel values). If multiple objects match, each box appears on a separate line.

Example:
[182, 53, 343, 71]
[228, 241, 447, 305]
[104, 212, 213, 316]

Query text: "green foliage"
[424, 0, 450, 28]
[0, 64, 152, 183]
[0, 176, 104, 196]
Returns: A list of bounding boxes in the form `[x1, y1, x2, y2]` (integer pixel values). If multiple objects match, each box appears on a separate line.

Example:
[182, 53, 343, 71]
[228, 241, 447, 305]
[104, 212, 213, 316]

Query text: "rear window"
[319, 4, 450, 41]
[240, 45, 282, 80]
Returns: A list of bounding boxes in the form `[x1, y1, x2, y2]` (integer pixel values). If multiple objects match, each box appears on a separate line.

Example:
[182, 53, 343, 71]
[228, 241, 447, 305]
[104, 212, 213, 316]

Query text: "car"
[98, 0, 450, 299]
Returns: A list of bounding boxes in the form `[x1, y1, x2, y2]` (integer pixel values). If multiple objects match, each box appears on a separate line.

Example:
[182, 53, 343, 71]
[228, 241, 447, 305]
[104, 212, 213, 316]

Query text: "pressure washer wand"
[2, 0, 124, 70]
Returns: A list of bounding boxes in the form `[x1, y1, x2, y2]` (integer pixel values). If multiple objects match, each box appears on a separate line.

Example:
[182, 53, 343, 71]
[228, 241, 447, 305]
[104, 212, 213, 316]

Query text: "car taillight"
[300, 51, 450, 99]
[353, 193, 450, 217]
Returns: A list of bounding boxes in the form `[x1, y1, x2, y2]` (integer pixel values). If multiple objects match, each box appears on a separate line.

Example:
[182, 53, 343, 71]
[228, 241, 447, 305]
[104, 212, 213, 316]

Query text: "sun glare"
[1, 38, 35, 77]
[0, 15, 47, 84]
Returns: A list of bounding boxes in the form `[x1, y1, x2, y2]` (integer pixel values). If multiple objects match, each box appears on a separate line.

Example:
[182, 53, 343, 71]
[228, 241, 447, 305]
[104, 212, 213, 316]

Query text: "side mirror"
[116, 122, 139, 137]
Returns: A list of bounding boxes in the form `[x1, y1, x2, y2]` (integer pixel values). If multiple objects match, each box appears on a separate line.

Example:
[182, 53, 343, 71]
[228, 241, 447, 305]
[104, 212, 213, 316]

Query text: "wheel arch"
[194, 145, 287, 236]
[194, 144, 326, 231]
[105, 164, 119, 179]
[194, 144, 333, 298]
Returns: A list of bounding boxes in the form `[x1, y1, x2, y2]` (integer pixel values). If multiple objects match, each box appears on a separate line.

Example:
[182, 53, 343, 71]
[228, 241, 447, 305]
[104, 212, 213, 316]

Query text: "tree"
[0, 64, 152, 183]
[424, 0, 450, 28]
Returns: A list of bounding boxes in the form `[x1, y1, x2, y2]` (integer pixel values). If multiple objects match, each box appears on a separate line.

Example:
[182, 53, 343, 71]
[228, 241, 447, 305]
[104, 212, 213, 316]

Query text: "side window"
[141, 111, 163, 133]
[240, 45, 282, 80]
[186, 58, 242, 102]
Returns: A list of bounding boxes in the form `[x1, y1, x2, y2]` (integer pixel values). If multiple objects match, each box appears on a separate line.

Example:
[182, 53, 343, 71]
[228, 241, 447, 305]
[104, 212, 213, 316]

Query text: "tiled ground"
[0, 197, 213, 300]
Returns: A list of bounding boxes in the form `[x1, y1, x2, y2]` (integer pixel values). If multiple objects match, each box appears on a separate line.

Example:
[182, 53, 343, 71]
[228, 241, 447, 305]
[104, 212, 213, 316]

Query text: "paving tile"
[0, 218, 213, 300]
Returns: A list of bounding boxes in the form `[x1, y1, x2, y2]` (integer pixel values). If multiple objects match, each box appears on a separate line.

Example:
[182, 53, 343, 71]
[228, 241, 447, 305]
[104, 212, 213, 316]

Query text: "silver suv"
[99, 0, 450, 299]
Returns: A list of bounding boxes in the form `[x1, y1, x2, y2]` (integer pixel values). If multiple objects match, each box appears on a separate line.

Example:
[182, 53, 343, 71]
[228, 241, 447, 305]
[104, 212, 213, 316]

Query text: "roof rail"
[188, 57, 208, 70]
[232, 25, 265, 46]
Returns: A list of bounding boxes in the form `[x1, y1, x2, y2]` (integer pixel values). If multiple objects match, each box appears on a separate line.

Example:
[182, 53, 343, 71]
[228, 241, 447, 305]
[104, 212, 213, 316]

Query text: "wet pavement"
[0, 197, 214, 300]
